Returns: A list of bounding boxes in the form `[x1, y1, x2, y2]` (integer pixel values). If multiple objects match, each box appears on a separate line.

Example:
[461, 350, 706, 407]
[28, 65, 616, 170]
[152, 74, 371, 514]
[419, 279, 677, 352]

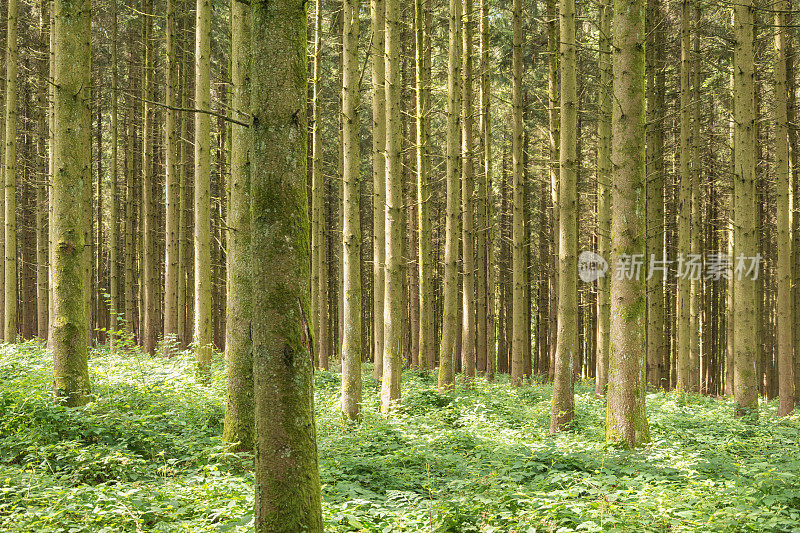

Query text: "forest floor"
[1, 341, 800, 532]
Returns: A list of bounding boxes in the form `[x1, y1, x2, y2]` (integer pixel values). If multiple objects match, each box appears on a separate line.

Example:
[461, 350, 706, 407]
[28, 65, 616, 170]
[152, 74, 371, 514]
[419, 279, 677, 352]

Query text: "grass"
[1, 340, 800, 532]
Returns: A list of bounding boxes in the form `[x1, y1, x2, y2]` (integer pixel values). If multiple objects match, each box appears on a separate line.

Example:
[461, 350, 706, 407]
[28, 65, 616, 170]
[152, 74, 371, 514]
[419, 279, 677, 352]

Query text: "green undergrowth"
[1, 340, 800, 532]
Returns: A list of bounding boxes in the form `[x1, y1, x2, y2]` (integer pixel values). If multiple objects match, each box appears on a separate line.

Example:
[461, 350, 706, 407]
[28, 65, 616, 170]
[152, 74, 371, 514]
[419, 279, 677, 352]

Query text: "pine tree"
[251, 0, 323, 527]
[606, 0, 649, 447]
[52, 0, 91, 406]
[4, 0, 17, 343]
[372, 0, 386, 380]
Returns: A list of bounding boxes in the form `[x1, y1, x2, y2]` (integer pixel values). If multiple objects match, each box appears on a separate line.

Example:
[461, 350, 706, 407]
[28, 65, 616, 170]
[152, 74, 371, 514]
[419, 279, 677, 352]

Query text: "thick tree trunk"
[251, 0, 323, 526]
[606, 0, 649, 447]
[550, 0, 576, 432]
[52, 0, 91, 406]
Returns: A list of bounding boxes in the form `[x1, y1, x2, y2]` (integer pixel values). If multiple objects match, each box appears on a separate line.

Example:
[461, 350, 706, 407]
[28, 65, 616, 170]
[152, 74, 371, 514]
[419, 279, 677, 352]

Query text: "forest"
[1, 0, 799, 529]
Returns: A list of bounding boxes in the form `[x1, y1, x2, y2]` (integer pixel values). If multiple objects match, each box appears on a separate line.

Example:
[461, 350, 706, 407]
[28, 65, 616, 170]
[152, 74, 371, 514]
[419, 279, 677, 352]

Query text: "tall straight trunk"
[550, 0, 577, 432]
[546, 0, 559, 382]
[415, 0, 434, 371]
[372, 0, 386, 380]
[125, 95, 135, 335]
[108, 0, 119, 347]
[646, 0, 665, 389]
[163, 0, 179, 342]
[251, 0, 323, 526]
[509, 0, 524, 386]
[790, 19, 800, 406]
[382, 0, 403, 409]
[689, 4, 701, 391]
[775, 0, 794, 416]
[733, 0, 759, 417]
[595, 0, 611, 396]
[37, 0, 49, 341]
[52, 0, 91, 406]
[140, 0, 156, 354]
[437, 0, 461, 391]
[0, 5, 6, 343]
[476, 0, 489, 376]
[461, 0, 475, 382]
[341, 0, 361, 419]
[311, 0, 329, 370]
[4, 0, 17, 342]
[606, 0, 649, 447]
[222, 0, 253, 451]
[195, 0, 213, 372]
[676, 0, 691, 391]
[177, 49, 189, 347]
[95, 90, 105, 344]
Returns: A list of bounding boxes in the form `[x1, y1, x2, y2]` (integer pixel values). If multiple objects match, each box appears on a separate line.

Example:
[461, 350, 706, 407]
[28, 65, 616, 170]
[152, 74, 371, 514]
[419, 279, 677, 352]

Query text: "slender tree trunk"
[461, 0, 476, 382]
[733, 0, 759, 417]
[415, 0, 434, 372]
[476, 0, 489, 376]
[163, 0, 179, 344]
[676, 0, 691, 391]
[251, 0, 323, 526]
[37, 0, 49, 341]
[775, 0, 794, 416]
[606, 0, 649, 447]
[195, 0, 213, 372]
[689, 4, 702, 391]
[372, 0, 386, 380]
[140, 0, 156, 354]
[382, 0, 404, 409]
[550, 0, 577, 433]
[222, 0, 253, 451]
[341, 0, 362, 419]
[595, 0, 611, 396]
[437, 0, 461, 391]
[546, 0, 560, 383]
[509, 0, 525, 387]
[125, 95, 136, 337]
[646, 0, 665, 389]
[4, 0, 18, 342]
[52, 0, 91, 406]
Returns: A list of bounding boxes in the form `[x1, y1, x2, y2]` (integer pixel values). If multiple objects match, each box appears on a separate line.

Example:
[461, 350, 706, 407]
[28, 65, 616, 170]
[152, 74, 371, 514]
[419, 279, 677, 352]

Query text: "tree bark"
[461, 0, 476, 382]
[341, 0, 362, 419]
[606, 0, 649, 447]
[510, 0, 524, 387]
[372, 0, 386, 380]
[550, 0, 577, 432]
[52, 0, 91, 406]
[4, 0, 17, 342]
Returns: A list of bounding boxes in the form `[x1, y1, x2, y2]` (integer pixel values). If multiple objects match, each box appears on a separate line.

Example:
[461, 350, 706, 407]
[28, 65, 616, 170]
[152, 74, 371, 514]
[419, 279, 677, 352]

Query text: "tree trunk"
[141, 0, 156, 354]
[550, 0, 576, 432]
[4, 0, 17, 342]
[510, 0, 525, 387]
[372, 0, 386, 380]
[222, 0, 253, 451]
[595, 0, 611, 396]
[37, 0, 49, 341]
[52, 0, 91, 406]
[437, 0, 461, 391]
[251, 0, 323, 526]
[476, 0, 489, 376]
[415, 0, 434, 372]
[676, 0, 691, 391]
[606, 0, 649, 447]
[163, 0, 179, 344]
[341, 0, 362, 419]
[733, 0, 759, 417]
[382, 0, 404, 409]
[774, 0, 794, 416]
[195, 0, 213, 372]
[461, 0, 475, 382]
